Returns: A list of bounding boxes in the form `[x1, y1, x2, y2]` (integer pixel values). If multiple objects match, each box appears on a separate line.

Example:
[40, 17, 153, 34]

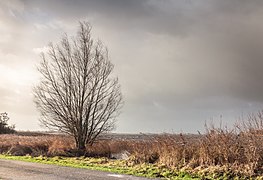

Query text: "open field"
[1, 112, 263, 179]
[1, 123, 263, 179]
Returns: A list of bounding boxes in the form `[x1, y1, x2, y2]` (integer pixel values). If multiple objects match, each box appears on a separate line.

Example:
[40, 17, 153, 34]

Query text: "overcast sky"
[1, 0, 263, 133]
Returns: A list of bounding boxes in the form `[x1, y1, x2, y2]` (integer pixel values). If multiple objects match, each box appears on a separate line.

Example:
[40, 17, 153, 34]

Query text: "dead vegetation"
[1, 111, 263, 178]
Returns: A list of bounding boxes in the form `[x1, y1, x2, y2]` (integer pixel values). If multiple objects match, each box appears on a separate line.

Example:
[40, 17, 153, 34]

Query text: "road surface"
[0, 159, 156, 180]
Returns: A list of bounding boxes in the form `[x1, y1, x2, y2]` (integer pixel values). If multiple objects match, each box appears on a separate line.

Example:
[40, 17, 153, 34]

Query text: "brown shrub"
[8, 143, 33, 156]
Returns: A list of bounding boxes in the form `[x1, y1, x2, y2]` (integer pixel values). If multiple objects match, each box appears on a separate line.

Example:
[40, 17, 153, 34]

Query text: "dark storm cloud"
[23, 0, 263, 37]
[2, 0, 263, 132]
[24, 0, 263, 121]
[21, 0, 198, 36]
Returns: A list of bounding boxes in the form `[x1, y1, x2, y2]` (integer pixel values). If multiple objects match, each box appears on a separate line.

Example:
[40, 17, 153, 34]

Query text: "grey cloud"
[20, 0, 197, 36]
[2, 0, 263, 132]
[12, 0, 263, 37]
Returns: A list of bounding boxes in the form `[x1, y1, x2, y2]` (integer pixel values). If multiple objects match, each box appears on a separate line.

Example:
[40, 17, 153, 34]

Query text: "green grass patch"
[0, 154, 199, 179]
[1, 154, 261, 179]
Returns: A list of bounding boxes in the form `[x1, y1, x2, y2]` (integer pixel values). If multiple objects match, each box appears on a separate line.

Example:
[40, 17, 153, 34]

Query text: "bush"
[0, 112, 15, 134]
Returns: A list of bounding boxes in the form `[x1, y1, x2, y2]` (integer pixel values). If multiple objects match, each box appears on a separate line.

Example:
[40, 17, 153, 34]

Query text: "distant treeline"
[0, 112, 15, 134]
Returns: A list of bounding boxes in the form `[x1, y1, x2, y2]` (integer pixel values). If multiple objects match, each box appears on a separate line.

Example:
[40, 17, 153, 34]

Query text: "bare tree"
[34, 22, 123, 153]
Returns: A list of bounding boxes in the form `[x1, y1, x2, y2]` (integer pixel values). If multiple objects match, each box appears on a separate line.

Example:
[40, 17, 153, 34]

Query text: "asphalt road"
[0, 159, 155, 180]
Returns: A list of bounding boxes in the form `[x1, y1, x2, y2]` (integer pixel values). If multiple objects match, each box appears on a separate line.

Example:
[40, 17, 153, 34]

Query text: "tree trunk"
[76, 138, 86, 157]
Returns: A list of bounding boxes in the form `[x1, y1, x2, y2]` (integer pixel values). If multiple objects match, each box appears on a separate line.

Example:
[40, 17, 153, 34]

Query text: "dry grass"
[1, 111, 263, 178]
[0, 134, 74, 156]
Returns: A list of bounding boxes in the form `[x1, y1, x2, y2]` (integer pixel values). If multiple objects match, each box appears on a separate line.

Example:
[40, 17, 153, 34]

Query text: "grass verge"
[0, 154, 198, 180]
